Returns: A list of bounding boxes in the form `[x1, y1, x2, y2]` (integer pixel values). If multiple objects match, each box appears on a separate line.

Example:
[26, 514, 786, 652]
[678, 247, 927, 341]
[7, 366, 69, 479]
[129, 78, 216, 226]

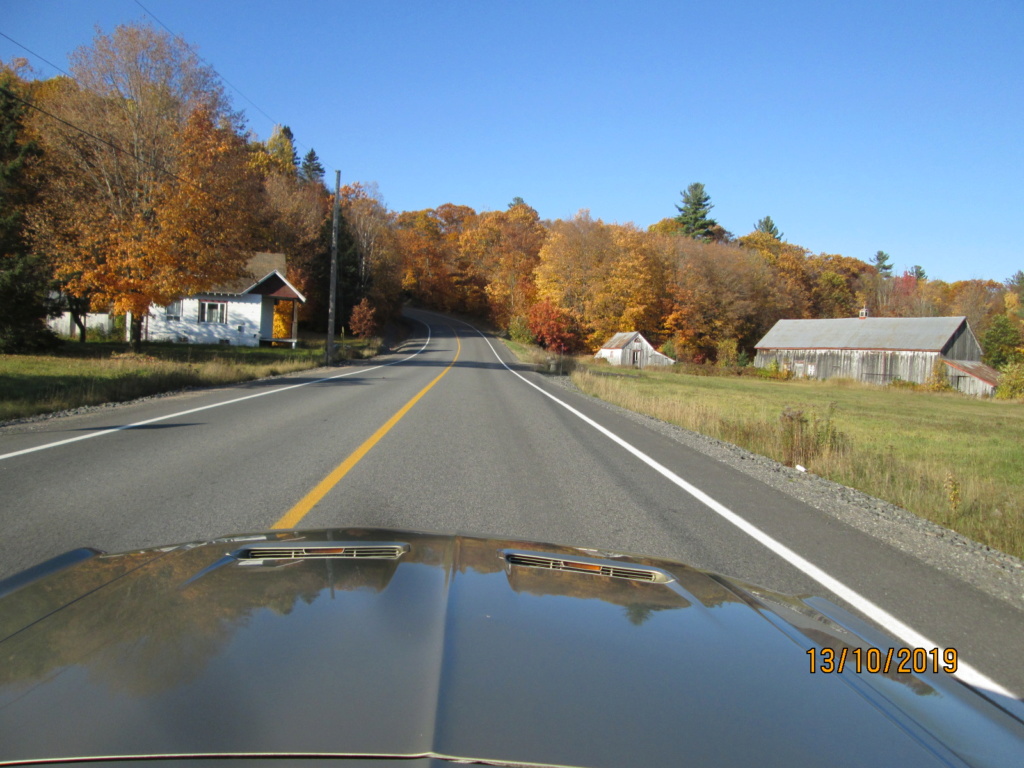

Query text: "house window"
[199, 301, 227, 324]
[164, 300, 182, 321]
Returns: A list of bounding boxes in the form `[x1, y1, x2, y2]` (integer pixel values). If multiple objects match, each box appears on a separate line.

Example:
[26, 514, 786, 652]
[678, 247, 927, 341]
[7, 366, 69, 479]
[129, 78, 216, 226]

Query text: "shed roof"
[243, 270, 306, 303]
[755, 317, 968, 352]
[599, 332, 641, 350]
[943, 359, 1000, 387]
[208, 253, 288, 295]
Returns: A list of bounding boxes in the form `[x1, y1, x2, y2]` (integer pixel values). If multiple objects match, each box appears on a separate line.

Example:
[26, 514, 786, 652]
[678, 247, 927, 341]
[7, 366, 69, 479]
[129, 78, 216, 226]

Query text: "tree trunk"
[71, 311, 86, 343]
[129, 314, 143, 353]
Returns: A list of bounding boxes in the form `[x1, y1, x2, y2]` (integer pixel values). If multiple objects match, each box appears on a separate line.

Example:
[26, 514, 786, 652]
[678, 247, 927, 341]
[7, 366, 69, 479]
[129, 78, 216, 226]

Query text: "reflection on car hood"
[0, 528, 1021, 767]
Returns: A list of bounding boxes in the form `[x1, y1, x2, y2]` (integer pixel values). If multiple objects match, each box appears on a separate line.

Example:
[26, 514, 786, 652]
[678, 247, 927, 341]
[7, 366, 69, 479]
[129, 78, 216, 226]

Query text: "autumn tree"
[460, 202, 546, 327]
[586, 225, 668, 347]
[528, 299, 577, 353]
[349, 297, 378, 338]
[0, 65, 57, 351]
[535, 210, 617, 334]
[266, 124, 298, 173]
[341, 183, 403, 321]
[662, 238, 784, 361]
[674, 183, 718, 241]
[28, 24, 258, 350]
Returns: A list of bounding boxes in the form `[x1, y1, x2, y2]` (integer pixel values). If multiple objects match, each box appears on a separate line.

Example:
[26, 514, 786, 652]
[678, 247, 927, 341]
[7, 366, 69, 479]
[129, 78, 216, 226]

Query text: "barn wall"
[946, 371, 995, 397]
[942, 322, 982, 361]
[754, 349, 940, 384]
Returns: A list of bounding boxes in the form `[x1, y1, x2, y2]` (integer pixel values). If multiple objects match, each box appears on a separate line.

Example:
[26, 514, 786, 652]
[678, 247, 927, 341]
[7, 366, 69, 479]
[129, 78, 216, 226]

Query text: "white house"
[137, 253, 305, 347]
[49, 253, 306, 348]
[595, 332, 675, 368]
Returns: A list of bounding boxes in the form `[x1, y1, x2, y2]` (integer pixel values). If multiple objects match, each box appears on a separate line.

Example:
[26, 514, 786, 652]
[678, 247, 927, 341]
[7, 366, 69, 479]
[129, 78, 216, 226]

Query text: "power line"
[0, 30, 74, 79]
[2, 18, 333, 180]
[129, 1, 336, 174]
[130, 0, 282, 130]
[0, 83, 185, 184]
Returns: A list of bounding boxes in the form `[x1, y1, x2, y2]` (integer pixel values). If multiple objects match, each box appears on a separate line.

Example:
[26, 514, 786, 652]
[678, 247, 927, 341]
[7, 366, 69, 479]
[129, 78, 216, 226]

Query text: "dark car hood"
[0, 528, 1021, 767]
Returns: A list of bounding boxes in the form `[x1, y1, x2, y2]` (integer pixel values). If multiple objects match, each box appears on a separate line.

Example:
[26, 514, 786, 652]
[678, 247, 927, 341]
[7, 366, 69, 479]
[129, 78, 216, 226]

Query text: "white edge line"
[458, 318, 1018, 702]
[0, 327, 433, 462]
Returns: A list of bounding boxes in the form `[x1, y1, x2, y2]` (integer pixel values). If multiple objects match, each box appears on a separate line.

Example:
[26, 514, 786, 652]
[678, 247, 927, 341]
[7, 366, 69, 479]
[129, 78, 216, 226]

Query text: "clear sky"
[3, 0, 1021, 283]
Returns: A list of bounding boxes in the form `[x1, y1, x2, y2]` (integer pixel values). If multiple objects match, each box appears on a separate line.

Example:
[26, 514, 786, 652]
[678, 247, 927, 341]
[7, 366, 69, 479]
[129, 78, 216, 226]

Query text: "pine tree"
[0, 73, 56, 351]
[754, 216, 782, 240]
[674, 182, 718, 241]
[871, 250, 893, 276]
[300, 148, 325, 184]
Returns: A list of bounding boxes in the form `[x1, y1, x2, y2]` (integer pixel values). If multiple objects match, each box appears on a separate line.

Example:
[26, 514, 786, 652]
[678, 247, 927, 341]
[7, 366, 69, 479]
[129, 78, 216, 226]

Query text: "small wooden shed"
[595, 332, 675, 369]
[754, 316, 996, 394]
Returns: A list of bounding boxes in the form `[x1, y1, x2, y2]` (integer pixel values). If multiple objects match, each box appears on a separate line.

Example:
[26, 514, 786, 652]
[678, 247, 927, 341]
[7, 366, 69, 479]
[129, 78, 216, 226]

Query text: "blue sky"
[3, 0, 1021, 283]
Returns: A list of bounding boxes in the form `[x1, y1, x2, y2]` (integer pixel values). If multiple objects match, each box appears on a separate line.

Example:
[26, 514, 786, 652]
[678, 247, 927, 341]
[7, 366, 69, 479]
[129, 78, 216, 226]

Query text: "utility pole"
[325, 170, 341, 365]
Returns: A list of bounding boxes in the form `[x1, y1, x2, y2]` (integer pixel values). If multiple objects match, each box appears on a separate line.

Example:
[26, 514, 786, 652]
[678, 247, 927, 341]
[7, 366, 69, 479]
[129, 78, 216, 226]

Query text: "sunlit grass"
[0, 339, 367, 422]
[563, 361, 1023, 559]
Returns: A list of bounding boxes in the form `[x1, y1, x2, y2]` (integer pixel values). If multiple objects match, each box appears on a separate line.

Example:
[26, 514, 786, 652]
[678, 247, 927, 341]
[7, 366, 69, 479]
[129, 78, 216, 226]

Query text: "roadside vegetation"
[507, 343, 1024, 559]
[0, 337, 378, 423]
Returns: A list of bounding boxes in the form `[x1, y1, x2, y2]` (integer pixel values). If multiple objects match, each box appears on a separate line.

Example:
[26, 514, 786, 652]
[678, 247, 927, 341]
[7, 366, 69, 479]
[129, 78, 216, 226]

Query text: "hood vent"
[505, 551, 669, 583]
[239, 542, 408, 561]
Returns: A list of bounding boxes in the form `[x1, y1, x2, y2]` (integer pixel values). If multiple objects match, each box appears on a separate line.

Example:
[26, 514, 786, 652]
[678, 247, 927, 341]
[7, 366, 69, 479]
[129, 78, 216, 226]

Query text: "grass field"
[558, 358, 1023, 559]
[0, 338, 375, 423]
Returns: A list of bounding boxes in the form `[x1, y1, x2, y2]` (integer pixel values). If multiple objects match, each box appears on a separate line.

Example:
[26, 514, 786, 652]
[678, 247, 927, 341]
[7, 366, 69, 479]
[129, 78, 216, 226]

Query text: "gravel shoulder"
[544, 372, 1024, 613]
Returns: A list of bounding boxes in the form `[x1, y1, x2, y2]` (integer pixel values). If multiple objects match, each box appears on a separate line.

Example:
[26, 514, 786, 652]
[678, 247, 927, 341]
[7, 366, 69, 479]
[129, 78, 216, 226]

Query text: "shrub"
[716, 338, 739, 367]
[995, 361, 1024, 400]
[349, 298, 378, 339]
[507, 315, 535, 344]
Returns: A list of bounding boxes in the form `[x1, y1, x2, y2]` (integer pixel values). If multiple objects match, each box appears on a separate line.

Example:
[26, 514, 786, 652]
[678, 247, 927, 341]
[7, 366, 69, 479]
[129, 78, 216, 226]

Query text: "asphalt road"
[2, 308, 1023, 707]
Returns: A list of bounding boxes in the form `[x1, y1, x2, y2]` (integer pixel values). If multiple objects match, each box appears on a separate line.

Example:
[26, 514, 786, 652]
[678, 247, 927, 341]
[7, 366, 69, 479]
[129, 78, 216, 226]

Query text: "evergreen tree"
[674, 182, 718, 241]
[300, 148, 325, 184]
[911, 264, 927, 281]
[1005, 270, 1024, 295]
[754, 216, 782, 240]
[871, 250, 893, 276]
[0, 73, 56, 351]
[982, 314, 1023, 369]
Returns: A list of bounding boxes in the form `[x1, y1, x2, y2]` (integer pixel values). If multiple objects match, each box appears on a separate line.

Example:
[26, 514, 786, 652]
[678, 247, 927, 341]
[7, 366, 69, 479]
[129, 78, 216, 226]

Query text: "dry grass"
[569, 364, 1024, 559]
[0, 341, 333, 422]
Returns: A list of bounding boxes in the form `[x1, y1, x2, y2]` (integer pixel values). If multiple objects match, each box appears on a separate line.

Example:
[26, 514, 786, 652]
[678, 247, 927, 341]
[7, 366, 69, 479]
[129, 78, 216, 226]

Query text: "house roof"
[943, 359, 1000, 387]
[600, 332, 641, 350]
[207, 253, 288, 295]
[755, 317, 968, 352]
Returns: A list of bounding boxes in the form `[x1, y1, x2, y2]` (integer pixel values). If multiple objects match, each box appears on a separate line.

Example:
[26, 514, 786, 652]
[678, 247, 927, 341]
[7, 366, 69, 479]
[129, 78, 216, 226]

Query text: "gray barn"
[754, 316, 997, 394]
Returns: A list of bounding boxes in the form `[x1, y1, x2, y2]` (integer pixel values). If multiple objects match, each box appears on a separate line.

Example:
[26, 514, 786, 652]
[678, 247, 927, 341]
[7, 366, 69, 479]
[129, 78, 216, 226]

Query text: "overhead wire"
[1, 11, 335, 183]
[130, 0, 333, 172]
[0, 83, 186, 185]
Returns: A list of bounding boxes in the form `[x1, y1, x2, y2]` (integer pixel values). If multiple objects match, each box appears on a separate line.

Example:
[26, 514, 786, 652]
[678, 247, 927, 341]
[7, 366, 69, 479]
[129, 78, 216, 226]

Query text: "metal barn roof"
[755, 316, 968, 352]
[600, 332, 641, 350]
[943, 359, 1000, 387]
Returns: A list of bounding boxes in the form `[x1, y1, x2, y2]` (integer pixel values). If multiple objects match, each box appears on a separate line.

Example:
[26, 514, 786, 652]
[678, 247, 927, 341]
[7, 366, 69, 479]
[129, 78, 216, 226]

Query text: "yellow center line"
[272, 329, 462, 530]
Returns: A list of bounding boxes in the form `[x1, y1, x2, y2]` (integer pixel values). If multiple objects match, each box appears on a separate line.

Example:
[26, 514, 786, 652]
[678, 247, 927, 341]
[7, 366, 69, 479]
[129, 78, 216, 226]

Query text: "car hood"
[0, 528, 1021, 767]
